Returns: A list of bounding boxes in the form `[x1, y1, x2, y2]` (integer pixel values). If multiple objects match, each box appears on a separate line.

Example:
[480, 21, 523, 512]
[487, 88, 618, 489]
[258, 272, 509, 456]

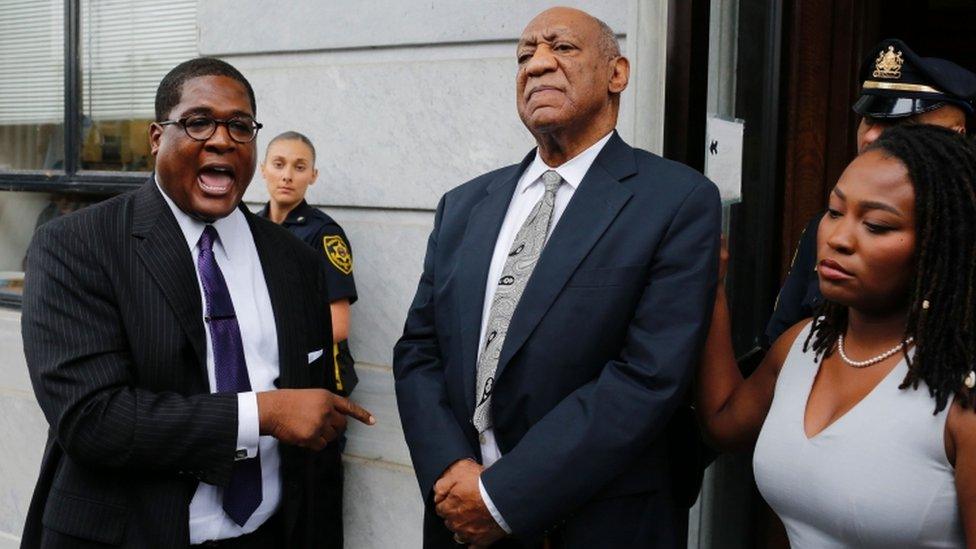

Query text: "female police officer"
[258, 131, 358, 547]
[259, 131, 358, 387]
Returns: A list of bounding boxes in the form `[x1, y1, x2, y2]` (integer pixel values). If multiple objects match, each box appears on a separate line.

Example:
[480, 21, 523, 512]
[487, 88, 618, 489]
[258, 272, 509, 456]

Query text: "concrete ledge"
[0, 393, 46, 541]
[239, 49, 537, 211]
[343, 455, 423, 548]
[200, 0, 629, 56]
[344, 364, 411, 467]
[0, 309, 29, 394]
[237, 42, 635, 211]
[0, 532, 20, 549]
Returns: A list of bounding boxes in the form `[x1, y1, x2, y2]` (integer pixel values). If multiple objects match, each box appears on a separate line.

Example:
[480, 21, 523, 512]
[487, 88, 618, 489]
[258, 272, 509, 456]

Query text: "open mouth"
[197, 164, 236, 196]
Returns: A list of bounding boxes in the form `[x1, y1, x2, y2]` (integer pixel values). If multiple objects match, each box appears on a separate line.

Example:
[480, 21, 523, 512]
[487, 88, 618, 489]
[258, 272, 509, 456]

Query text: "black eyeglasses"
[158, 115, 263, 143]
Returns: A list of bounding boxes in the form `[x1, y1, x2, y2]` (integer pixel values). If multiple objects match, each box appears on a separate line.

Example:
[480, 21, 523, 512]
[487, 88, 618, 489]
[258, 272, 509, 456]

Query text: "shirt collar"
[518, 131, 614, 195]
[257, 199, 313, 226]
[154, 175, 249, 260]
[282, 200, 314, 225]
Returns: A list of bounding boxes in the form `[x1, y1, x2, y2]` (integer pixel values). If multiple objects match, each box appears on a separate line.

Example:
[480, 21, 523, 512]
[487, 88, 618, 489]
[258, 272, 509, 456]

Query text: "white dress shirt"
[475, 131, 613, 532]
[155, 180, 282, 543]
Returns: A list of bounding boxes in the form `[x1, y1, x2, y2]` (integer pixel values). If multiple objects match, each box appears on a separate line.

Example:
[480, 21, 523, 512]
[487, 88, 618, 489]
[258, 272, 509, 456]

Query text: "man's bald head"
[525, 7, 621, 60]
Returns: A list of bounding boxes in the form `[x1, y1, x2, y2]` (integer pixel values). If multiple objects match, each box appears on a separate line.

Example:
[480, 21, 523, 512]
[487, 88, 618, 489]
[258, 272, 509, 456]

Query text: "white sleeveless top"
[753, 323, 963, 548]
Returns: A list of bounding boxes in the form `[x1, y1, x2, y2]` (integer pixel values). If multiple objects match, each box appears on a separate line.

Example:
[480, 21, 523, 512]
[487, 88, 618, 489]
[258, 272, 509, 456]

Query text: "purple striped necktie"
[198, 225, 262, 526]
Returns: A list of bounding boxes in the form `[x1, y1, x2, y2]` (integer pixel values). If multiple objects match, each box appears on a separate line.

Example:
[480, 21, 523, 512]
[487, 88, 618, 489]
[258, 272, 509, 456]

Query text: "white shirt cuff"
[235, 392, 260, 460]
[478, 477, 512, 534]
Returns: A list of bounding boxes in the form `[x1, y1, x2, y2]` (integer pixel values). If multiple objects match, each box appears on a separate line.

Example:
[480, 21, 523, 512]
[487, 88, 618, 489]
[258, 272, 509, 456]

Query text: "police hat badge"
[853, 38, 976, 119]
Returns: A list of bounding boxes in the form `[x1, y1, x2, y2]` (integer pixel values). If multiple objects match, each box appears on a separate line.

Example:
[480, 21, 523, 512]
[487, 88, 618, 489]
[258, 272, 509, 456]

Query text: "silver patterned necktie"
[473, 169, 564, 433]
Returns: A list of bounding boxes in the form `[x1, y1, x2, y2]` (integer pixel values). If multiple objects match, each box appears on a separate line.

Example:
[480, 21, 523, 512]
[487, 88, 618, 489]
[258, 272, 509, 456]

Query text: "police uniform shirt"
[257, 200, 357, 304]
[764, 214, 822, 347]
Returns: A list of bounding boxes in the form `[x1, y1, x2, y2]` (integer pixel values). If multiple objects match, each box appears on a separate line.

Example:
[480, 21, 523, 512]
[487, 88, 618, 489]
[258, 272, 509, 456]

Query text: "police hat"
[853, 38, 976, 119]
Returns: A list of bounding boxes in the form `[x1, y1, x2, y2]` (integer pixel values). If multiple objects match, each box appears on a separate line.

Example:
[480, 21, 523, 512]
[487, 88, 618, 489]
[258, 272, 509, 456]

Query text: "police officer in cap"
[765, 38, 976, 346]
[258, 130, 358, 547]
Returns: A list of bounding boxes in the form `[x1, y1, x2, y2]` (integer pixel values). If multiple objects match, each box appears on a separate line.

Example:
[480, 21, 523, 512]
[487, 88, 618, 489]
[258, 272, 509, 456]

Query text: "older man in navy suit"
[394, 7, 721, 548]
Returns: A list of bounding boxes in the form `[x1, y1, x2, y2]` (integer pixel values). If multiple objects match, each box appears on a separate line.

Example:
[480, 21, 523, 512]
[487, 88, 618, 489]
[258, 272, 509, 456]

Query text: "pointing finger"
[333, 395, 375, 425]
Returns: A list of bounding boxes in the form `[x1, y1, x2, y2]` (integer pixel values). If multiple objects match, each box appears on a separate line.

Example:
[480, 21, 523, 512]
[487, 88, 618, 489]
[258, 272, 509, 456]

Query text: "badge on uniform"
[323, 235, 353, 275]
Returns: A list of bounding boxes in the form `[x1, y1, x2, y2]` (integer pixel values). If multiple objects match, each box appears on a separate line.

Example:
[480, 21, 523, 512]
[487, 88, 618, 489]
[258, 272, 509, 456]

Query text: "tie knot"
[541, 170, 562, 194]
[199, 225, 218, 252]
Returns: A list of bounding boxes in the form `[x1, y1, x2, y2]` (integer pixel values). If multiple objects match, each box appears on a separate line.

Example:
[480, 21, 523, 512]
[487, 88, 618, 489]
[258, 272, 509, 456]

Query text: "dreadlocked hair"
[803, 124, 976, 414]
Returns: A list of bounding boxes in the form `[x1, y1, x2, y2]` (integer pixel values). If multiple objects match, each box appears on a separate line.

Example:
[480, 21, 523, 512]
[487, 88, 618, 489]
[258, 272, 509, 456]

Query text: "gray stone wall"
[0, 1, 669, 546]
[0, 309, 46, 548]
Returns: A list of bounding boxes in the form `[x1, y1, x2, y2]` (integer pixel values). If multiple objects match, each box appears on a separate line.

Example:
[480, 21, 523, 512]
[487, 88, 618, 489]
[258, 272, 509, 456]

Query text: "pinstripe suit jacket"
[20, 179, 337, 548]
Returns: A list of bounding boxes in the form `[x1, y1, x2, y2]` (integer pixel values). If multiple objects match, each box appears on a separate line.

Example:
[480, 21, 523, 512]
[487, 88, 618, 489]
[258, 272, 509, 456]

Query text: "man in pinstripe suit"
[20, 58, 373, 548]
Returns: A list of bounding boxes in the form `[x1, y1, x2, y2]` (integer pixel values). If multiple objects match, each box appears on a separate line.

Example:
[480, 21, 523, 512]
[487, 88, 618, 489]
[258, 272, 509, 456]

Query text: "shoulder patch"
[323, 235, 353, 275]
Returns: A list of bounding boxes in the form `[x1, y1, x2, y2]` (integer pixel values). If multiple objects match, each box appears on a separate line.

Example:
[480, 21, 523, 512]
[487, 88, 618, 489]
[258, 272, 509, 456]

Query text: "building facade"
[3, 1, 975, 547]
[0, 1, 673, 547]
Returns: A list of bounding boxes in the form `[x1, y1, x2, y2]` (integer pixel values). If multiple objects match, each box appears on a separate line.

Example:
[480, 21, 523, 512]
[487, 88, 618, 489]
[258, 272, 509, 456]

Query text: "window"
[0, 1, 64, 173]
[0, 0, 198, 307]
[80, 0, 197, 172]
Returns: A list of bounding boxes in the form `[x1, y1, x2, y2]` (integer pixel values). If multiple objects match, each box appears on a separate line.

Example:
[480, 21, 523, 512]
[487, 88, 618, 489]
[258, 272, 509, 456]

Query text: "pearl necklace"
[837, 334, 914, 368]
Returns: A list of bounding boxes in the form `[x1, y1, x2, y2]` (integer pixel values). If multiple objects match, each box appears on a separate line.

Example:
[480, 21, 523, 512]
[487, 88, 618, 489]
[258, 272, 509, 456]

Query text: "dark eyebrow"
[180, 107, 213, 117]
[832, 187, 903, 216]
[517, 27, 574, 49]
[180, 106, 254, 119]
[860, 200, 904, 217]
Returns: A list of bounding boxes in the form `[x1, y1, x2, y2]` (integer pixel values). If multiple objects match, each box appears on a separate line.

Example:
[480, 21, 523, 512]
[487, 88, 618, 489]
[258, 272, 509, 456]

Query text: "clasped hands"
[434, 459, 507, 547]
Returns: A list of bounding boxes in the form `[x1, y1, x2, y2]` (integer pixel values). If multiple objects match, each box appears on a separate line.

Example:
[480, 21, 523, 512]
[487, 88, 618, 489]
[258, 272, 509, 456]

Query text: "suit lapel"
[247, 212, 309, 389]
[494, 133, 636, 381]
[457, 156, 532, 413]
[131, 177, 208, 379]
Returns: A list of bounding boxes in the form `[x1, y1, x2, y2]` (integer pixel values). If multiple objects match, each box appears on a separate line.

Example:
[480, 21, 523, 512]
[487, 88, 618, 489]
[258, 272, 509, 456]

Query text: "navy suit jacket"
[394, 133, 721, 547]
[21, 179, 338, 548]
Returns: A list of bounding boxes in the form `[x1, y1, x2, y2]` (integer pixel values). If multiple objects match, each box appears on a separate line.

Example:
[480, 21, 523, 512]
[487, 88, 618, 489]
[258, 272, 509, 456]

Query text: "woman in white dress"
[697, 124, 976, 548]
